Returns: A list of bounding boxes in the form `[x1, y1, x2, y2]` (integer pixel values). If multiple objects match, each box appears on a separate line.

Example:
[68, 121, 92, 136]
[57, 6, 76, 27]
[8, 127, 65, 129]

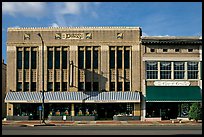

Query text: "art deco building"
[5, 27, 142, 120]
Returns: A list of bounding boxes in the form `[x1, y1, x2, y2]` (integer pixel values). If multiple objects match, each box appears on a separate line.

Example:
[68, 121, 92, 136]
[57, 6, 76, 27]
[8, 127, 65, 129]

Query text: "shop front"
[5, 91, 141, 120]
[145, 86, 202, 120]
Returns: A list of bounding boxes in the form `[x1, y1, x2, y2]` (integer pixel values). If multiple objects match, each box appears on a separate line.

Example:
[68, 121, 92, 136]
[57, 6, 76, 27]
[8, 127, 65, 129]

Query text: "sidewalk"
[2, 120, 202, 127]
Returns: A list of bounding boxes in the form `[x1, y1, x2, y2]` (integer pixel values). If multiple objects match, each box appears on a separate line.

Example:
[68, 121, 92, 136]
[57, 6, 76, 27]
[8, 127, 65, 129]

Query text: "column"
[71, 104, 75, 116]
[7, 103, 13, 116]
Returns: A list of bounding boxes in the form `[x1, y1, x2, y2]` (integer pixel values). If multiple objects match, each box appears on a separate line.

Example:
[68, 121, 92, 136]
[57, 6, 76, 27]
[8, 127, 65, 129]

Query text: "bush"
[188, 102, 202, 122]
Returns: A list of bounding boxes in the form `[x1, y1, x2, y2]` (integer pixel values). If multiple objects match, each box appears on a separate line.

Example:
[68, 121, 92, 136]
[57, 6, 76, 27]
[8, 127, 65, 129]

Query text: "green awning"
[146, 86, 202, 102]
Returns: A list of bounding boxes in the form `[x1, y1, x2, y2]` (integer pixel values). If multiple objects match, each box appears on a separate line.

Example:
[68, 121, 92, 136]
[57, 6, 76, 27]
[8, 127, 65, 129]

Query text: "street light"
[37, 33, 45, 124]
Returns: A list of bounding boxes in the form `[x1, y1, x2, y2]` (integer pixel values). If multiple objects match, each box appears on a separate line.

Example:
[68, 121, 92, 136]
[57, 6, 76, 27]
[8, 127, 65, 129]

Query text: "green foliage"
[188, 102, 202, 121]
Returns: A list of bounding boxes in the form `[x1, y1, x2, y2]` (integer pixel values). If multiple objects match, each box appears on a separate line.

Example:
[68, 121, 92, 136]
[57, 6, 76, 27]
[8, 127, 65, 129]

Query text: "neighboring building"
[5, 27, 142, 120]
[4, 27, 202, 121]
[2, 59, 7, 119]
[141, 36, 202, 120]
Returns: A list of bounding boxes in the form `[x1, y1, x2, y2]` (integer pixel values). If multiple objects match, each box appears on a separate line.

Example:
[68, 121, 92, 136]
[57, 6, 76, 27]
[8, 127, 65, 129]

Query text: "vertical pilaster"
[71, 104, 75, 116]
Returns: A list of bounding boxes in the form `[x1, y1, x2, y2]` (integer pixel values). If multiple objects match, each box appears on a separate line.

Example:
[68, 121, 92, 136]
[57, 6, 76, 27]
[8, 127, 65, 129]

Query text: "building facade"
[2, 59, 7, 119]
[5, 27, 202, 121]
[5, 27, 142, 120]
[141, 36, 202, 120]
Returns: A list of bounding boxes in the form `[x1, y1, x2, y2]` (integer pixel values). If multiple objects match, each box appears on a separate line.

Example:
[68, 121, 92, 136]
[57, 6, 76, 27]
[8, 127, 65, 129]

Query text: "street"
[2, 125, 202, 135]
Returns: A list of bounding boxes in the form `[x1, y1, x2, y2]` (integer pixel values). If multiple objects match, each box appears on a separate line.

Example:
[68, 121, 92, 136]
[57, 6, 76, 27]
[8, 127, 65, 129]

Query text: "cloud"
[2, 2, 47, 18]
[50, 23, 59, 27]
[53, 2, 100, 26]
[58, 2, 82, 15]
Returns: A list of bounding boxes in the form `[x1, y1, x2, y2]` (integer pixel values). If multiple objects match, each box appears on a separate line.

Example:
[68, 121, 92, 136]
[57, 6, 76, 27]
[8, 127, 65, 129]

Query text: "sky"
[2, 2, 202, 63]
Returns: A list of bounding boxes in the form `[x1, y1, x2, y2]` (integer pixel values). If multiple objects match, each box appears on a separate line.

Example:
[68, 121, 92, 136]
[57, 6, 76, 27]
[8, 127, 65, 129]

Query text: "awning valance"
[5, 91, 140, 103]
[146, 86, 202, 102]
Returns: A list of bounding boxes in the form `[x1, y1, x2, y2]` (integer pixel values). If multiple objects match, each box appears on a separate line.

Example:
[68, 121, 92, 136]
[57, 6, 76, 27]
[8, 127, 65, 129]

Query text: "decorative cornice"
[8, 26, 141, 31]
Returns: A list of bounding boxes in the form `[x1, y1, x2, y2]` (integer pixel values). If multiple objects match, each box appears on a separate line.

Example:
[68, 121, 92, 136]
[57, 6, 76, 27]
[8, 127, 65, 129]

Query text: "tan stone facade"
[6, 27, 142, 119]
[5, 27, 202, 120]
[2, 59, 7, 119]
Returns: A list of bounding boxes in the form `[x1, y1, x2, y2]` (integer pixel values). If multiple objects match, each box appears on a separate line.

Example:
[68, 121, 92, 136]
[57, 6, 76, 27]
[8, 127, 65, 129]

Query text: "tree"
[188, 102, 202, 122]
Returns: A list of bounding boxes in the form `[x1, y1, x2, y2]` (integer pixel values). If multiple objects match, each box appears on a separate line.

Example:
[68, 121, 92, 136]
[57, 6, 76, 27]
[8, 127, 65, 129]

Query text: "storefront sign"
[94, 100, 117, 103]
[154, 81, 190, 86]
[62, 33, 84, 39]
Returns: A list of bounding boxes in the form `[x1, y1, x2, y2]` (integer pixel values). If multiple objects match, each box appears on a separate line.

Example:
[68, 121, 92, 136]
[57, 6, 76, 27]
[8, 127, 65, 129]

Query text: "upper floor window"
[48, 50, 53, 69]
[31, 50, 37, 69]
[163, 49, 168, 52]
[62, 50, 67, 69]
[55, 50, 60, 69]
[174, 62, 185, 79]
[24, 50, 29, 69]
[188, 49, 193, 52]
[78, 49, 84, 69]
[17, 82, 22, 91]
[160, 62, 171, 79]
[110, 50, 115, 69]
[146, 62, 158, 79]
[187, 62, 198, 79]
[24, 82, 29, 91]
[124, 49, 130, 69]
[17, 51, 22, 69]
[117, 49, 122, 68]
[175, 49, 180, 52]
[150, 48, 155, 52]
[93, 49, 98, 69]
[86, 48, 91, 69]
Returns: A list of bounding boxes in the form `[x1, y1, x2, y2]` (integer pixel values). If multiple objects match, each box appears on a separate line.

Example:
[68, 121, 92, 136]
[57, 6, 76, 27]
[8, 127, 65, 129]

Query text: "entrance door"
[97, 104, 114, 120]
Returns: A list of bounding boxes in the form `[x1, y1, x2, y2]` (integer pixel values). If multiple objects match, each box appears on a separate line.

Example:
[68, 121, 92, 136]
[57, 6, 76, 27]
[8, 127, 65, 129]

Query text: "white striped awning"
[5, 91, 140, 103]
[4, 92, 42, 103]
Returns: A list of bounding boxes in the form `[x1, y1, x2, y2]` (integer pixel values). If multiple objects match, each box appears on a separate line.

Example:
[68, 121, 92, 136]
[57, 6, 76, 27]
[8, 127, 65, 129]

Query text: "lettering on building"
[154, 81, 191, 86]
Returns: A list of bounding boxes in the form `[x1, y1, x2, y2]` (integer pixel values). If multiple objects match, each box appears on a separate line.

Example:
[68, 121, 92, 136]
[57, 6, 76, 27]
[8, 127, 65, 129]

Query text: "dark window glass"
[110, 82, 115, 91]
[124, 82, 130, 91]
[24, 82, 29, 91]
[117, 50, 122, 68]
[31, 82, 36, 91]
[188, 49, 193, 52]
[48, 51, 53, 69]
[62, 50, 67, 69]
[150, 49, 155, 52]
[17, 82, 22, 91]
[47, 82, 53, 91]
[62, 82, 67, 91]
[124, 50, 129, 69]
[17, 51, 22, 69]
[93, 50, 98, 69]
[24, 51, 29, 69]
[110, 50, 115, 68]
[117, 82, 122, 91]
[86, 50, 91, 69]
[93, 82, 99, 91]
[175, 49, 180, 52]
[31, 50, 36, 69]
[78, 50, 84, 69]
[55, 82, 60, 91]
[85, 82, 91, 91]
[78, 82, 84, 91]
[163, 49, 168, 52]
[55, 50, 60, 69]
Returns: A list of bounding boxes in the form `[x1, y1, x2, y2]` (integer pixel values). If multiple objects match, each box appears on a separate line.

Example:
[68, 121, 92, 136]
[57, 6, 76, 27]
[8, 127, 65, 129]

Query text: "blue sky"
[2, 2, 202, 63]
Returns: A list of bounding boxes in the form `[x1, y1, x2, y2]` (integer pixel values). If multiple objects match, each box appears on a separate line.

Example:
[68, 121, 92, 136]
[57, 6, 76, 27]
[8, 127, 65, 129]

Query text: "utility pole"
[37, 33, 45, 124]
